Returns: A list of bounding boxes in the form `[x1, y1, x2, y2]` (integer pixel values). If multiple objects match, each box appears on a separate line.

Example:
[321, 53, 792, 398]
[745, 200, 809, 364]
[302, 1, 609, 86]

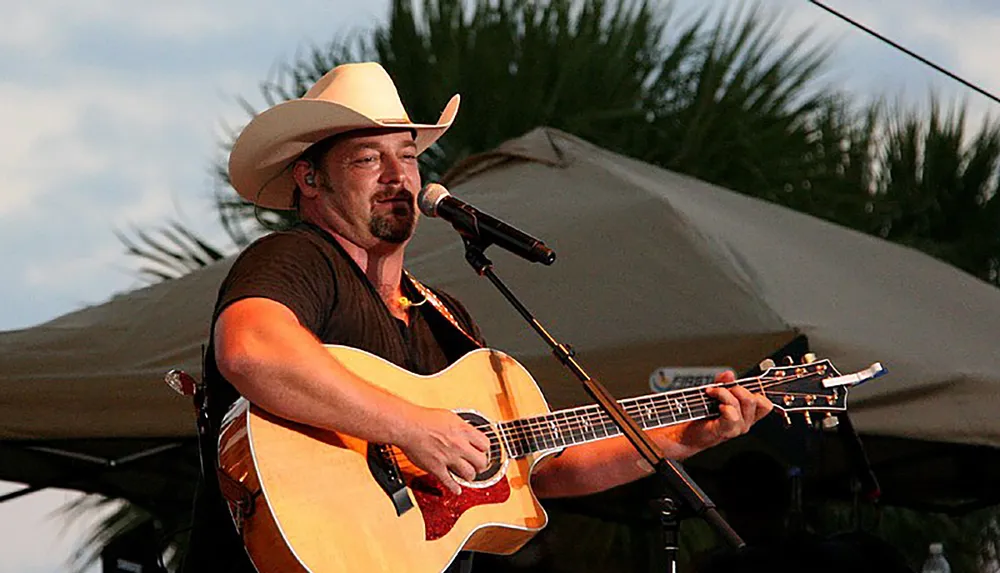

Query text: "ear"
[292, 160, 320, 198]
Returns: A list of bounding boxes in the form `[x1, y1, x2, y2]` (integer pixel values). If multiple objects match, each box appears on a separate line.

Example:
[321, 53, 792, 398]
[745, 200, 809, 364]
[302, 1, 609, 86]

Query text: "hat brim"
[229, 94, 460, 210]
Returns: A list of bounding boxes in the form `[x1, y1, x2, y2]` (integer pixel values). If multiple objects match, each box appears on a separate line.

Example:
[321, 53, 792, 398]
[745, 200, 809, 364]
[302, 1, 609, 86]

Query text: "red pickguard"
[409, 475, 511, 540]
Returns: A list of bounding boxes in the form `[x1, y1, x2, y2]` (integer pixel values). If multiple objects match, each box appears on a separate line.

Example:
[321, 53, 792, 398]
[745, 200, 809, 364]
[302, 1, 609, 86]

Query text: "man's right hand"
[394, 407, 491, 495]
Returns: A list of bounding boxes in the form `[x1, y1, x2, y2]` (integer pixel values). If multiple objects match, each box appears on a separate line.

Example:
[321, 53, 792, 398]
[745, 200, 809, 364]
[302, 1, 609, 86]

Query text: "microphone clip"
[462, 237, 494, 275]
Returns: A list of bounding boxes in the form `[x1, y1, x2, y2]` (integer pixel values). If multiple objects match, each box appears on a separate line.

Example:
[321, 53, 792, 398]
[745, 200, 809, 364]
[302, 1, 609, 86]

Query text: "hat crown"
[304, 62, 411, 123]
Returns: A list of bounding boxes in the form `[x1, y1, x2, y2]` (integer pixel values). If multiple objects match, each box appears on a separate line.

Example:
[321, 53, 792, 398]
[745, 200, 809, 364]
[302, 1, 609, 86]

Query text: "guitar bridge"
[367, 443, 414, 516]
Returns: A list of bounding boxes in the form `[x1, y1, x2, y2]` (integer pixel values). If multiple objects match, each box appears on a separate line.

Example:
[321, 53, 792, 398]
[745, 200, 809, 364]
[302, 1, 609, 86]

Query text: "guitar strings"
[469, 372, 791, 440]
[384, 375, 816, 467]
[470, 374, 815, 458]
[479, 375, 819, 458]
[501, 395, 714, 456]
[483, 375, 779, 440]
[492, 396, 713, 459]
[494, 387, 721, 454]
[494, 401, 698, 456]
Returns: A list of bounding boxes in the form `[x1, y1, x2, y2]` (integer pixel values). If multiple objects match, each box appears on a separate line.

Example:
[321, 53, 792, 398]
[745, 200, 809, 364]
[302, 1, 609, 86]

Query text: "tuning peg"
[803, 353, 817, 364]
[783, 356, 795, 365]
[781, 411, 793, 427]
[759, 358, 775, 371]
[821, 413, 839, 430]
[803, 412, 813, 426]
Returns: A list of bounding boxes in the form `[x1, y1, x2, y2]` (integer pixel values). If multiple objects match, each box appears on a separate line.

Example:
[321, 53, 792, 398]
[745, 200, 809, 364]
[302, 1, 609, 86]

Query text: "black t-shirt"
[183, 222, 482, 573]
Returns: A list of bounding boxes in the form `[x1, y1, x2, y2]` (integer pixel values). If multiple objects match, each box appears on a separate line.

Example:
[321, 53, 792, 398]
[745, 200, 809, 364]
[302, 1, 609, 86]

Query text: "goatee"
[370, 203, 416, 243]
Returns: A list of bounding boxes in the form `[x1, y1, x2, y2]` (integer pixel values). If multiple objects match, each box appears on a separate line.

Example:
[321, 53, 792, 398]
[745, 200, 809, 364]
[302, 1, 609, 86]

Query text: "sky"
[1, 0, 999, 571]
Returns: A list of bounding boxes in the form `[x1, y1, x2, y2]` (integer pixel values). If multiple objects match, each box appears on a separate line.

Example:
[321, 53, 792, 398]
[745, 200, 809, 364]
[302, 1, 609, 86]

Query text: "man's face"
[309, 128, 422, 248]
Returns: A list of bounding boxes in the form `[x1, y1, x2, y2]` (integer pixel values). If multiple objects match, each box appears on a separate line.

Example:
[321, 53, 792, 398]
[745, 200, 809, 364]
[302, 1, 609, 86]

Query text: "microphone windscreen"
[417, 183, 450, 217]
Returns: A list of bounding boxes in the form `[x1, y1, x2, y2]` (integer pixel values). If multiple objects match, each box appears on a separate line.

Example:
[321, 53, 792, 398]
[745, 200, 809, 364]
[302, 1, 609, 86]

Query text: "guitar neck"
[496, 377, 762, 458]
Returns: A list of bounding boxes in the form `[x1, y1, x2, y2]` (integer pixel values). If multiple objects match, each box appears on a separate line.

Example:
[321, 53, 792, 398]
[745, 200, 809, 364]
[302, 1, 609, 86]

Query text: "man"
[184, 62, 772, 572]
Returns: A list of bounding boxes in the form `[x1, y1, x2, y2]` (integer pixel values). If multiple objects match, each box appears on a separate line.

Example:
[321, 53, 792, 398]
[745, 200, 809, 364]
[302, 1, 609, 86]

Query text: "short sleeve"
[214, 232, 337, 335]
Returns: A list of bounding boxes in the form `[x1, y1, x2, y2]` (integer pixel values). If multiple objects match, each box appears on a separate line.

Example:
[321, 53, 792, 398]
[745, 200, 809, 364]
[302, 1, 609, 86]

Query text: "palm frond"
[60, 495, 188, 573]
[116, 220, 231, 284]
[870, 97, 1000, 283]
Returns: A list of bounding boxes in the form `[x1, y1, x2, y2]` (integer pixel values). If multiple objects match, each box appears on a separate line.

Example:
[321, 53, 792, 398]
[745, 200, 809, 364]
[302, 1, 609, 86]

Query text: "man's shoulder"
[234, 224, 340, 263]
[244, 223, 326, 249]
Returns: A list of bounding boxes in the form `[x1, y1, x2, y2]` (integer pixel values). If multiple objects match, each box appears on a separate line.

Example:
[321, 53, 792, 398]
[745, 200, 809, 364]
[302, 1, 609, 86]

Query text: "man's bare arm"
[214, 297, 487, 493]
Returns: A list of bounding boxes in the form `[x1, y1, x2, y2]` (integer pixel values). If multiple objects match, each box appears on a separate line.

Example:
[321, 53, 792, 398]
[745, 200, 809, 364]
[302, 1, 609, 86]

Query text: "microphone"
[418, 183, 556, 265]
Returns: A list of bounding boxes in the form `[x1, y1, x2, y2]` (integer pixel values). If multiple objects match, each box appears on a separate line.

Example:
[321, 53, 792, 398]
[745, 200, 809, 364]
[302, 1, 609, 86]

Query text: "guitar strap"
[397, 272, 480, 573]
[404, 270, 483, 349]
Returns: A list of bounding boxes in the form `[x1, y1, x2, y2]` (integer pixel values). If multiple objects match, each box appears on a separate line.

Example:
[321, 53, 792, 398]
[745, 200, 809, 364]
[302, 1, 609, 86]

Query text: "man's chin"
[370, 215, 416, 244]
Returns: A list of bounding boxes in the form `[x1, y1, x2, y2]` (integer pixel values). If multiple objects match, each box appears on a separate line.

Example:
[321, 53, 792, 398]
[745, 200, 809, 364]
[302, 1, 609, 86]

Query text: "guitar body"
[218, 346, 556, 573]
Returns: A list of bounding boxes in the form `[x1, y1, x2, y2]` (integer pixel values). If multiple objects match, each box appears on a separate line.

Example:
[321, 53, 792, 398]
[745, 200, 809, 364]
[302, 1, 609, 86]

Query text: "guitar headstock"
[750, 355, 885, 426]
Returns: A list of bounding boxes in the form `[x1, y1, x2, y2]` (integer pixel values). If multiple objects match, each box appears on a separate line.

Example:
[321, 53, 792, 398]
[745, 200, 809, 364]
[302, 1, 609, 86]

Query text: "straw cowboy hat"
[228, 62, 460, 210]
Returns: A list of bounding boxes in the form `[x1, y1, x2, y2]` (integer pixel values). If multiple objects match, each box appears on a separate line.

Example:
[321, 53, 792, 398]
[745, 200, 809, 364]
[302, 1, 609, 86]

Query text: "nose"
[379, 154, 407, 186]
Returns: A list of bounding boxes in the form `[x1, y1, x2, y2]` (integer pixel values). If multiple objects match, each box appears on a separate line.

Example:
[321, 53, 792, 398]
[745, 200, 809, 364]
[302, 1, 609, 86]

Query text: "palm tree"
[867, 100, 1000, 286]
[214, 0, 835, 250]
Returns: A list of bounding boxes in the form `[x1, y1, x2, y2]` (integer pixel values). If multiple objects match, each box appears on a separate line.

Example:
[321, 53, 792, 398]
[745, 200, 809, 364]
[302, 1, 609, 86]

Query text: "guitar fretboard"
[495, 380, 761, 458]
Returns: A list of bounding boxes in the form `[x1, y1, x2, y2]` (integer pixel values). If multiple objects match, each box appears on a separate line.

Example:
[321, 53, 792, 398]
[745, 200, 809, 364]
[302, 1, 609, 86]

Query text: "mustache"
[372, 189, 415, 203]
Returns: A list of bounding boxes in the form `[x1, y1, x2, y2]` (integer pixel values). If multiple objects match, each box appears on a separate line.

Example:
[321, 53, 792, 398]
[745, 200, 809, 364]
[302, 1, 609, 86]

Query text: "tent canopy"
[3, 128, 1000, 511]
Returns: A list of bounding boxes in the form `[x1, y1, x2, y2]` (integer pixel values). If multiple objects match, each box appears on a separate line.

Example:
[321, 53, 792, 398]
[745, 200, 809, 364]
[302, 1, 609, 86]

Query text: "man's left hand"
[664, 371, 773, 458]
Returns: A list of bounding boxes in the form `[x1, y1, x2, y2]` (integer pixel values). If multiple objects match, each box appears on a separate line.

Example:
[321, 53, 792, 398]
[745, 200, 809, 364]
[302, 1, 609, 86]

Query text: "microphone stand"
[459, 237, 745, 572]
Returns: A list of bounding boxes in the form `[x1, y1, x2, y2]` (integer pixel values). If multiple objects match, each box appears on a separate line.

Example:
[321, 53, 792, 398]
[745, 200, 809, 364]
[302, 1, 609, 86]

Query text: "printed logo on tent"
[649, 367, 731, 392]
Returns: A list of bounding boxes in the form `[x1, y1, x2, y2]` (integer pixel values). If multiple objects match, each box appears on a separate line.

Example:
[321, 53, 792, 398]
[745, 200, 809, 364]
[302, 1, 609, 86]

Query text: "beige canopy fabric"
[0, 261, 230, 508]
[2, 127, 1000, 509]
[0, 259, 230, 441]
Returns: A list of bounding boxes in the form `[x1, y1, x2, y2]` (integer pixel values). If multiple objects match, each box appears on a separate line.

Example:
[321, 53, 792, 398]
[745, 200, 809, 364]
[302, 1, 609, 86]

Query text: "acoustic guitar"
[216, 345, 882, 573]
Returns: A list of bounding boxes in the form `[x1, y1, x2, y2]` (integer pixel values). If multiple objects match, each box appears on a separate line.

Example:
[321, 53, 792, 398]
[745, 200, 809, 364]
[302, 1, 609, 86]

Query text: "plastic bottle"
[921, 542, 951, 573]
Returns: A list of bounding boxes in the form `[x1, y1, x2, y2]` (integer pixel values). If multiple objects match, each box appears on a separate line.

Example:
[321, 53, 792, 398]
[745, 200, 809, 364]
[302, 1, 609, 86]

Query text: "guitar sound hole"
[457, 411, 506, 486]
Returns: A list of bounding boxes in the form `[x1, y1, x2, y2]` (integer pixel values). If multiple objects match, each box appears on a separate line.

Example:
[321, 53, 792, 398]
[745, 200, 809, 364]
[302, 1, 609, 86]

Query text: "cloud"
[0, 77, 176, 220]
[0, 0, 389, 331]
[0, 0, 381, 53]
[754, 0, 1000, 133]
[907, 7, 1000, 100]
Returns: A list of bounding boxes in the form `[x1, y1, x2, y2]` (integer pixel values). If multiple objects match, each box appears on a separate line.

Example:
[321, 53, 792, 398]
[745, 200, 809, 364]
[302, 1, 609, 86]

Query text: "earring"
[305, 172, 316, 186]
